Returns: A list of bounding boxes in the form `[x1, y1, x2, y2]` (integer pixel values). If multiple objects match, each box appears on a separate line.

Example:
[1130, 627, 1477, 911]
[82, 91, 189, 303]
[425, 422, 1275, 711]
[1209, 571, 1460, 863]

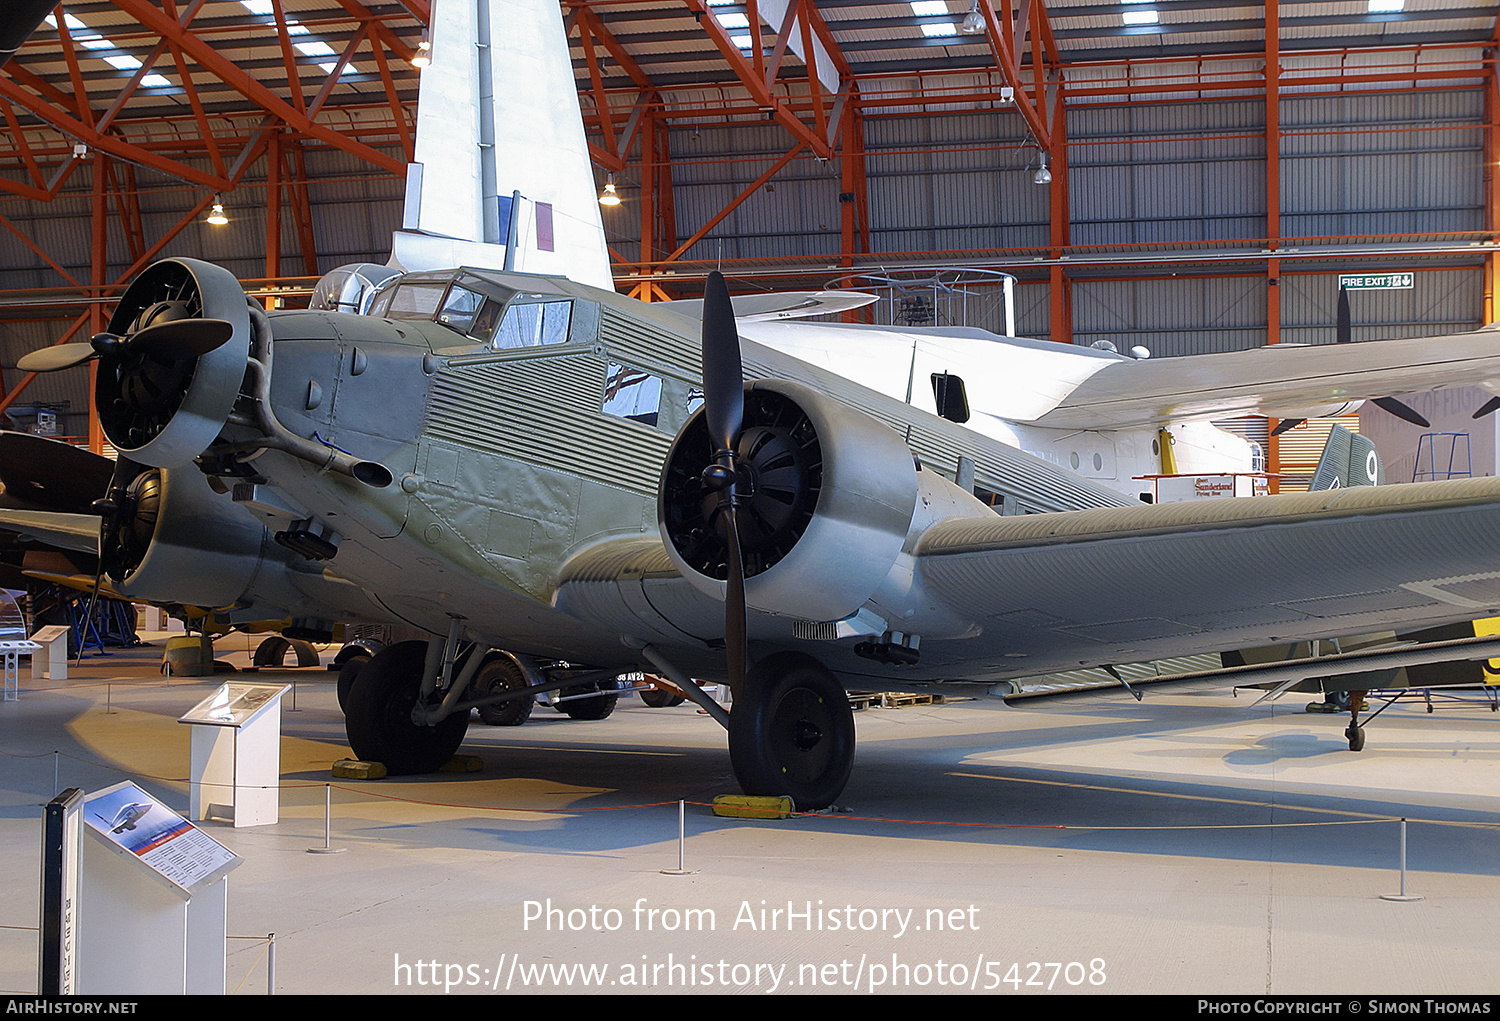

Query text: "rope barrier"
[8, 742, 1499, 832]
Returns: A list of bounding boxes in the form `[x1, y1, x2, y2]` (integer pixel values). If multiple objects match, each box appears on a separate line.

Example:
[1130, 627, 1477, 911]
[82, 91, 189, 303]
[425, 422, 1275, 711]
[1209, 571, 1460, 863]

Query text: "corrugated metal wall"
[0, 144, 405, 420]
[658, 88, 1488, 348]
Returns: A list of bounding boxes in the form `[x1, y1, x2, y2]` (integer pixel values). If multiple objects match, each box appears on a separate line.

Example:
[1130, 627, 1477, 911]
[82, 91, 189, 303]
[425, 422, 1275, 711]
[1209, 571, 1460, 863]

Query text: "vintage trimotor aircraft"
[9, 0, 1500, 809]
[10, 253, 1500, 808]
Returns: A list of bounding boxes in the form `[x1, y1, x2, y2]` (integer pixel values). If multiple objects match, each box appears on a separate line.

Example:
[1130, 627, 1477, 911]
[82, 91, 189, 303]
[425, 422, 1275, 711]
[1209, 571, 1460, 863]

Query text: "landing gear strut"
[728, 652, 854, 810]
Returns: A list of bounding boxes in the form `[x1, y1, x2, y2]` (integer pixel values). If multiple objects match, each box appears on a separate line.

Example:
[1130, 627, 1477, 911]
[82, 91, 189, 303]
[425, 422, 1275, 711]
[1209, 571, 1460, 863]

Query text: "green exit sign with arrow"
[1338, 272, 1413, 290]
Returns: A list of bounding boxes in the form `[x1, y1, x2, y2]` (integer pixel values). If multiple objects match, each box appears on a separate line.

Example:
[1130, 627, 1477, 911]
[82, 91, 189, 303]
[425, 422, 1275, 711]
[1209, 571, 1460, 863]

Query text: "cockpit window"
[368, 280, 446, 320]
[492, 300, 572, 350]
[437, 286, 484, 332]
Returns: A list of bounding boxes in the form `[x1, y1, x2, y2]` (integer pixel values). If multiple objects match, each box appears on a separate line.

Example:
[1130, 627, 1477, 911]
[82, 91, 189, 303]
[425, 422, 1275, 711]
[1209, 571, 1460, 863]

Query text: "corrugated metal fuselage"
[239, 270, 1129, 682]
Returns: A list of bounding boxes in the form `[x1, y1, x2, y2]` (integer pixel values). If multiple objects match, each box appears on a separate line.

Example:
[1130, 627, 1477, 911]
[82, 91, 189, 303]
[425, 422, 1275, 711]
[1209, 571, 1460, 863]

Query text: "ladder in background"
[1412, 432, 1472, 482]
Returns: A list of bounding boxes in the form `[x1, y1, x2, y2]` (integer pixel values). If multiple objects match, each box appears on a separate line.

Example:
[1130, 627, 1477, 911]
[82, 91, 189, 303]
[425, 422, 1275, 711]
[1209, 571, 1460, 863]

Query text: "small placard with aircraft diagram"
[83, 781, 240, 895]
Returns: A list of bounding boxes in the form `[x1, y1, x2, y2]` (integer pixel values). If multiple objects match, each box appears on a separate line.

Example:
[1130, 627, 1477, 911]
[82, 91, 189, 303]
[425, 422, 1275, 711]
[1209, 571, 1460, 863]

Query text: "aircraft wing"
[1028, 326, 1500, 430]
[0, 509, 100, 555]
[660, 290, 879, 323]
[906, 475, 1500, 680]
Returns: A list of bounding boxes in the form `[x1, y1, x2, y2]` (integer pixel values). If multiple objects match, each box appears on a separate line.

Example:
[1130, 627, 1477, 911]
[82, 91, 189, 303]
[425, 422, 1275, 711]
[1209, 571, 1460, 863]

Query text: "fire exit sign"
[1338, 272, 1413, 290]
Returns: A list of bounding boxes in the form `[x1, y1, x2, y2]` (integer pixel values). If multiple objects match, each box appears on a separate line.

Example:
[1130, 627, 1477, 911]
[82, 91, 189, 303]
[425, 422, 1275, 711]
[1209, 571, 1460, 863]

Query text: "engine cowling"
[98, 258, 251, 467]
[659, 379, 918, 623]
[102, 461, 266, 608]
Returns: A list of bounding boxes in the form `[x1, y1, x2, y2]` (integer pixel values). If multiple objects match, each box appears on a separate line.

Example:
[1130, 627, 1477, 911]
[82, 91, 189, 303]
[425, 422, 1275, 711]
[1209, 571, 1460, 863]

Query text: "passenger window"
[603, 364, 663, 427]
[492, 300, 573, 350]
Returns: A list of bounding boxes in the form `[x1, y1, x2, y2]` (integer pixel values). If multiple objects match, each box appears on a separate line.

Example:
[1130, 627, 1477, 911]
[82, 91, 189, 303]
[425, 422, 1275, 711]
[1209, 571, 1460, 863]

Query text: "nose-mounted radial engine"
[19, 258, 252, 467]
[16, 258, 385, 620]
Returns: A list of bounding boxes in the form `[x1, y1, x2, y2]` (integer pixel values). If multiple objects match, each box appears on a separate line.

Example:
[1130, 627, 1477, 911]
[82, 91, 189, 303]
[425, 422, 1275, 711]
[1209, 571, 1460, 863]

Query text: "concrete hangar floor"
[1, 637, 1498, 996]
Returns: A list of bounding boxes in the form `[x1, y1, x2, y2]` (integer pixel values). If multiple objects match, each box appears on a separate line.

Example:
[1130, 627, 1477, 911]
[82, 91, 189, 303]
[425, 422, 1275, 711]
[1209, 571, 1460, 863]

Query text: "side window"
[603, 364, 663, 427]
[492, 300, 573, 350]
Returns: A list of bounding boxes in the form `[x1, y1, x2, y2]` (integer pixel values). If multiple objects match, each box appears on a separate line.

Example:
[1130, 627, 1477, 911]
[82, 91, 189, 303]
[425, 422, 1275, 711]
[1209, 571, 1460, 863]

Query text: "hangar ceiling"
[0, 1, 1498, 447]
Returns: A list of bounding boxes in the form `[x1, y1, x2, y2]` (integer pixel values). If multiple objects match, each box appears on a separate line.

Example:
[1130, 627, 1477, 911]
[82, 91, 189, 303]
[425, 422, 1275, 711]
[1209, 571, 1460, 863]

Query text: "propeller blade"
[699, 271, 749, 699]
[0, 433, 116, 514]
[1474, 396, 1500, 420]
[122, 317, 234, 361]
[18, 343, 96, 373]
[701, 272, 743, 454]
[1271, 418, 1305, 436]
[1336, 286, 1351, 344]
[723, 503, 747, 699]
[1371, 396, 1431, 429]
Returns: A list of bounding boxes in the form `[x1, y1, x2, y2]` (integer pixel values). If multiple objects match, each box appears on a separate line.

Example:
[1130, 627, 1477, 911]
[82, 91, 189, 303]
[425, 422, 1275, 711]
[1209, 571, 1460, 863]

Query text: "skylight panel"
[44, 14, 89, 32]
[1122, 9, 1159, 25]
[104, 54, 143, 71]
[1368, 0, 1404, 10]
[911, 1, 949, 15]
[921, 22, 960, 37]
[296, 40, 337, 58]
[716, 12, 750, 29]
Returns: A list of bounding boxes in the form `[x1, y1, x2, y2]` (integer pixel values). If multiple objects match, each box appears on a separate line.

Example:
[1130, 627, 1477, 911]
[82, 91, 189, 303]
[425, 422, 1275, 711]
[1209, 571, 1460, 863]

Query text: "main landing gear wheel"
[728, 652, 854, 810]
[344, 640, 469, 774]
[474, 657, 534, 727]
[557, 679, 623, 721]
[335, 655, 370, 713]
[640, 688, 685, 708]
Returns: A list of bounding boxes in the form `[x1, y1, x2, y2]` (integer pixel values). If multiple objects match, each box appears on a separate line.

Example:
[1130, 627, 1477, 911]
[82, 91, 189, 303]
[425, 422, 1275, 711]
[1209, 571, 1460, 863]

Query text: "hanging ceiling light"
[205, 196, 229, 225]
[411, 34, 431, 69]
[960, 0, 986, 34]
[1032, 153, 1052, 186]
[599, 174, 621, 207]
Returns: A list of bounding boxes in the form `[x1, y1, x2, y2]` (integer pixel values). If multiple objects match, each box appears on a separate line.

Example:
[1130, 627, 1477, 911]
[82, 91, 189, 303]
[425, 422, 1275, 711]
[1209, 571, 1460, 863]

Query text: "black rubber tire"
[1347, 725, 1366, 752]
[640, 687, 685, 708]
[558, 680, 622, 720]
[474, 657, 534, 726]
[344, 640, 469, 774]
[728, 652, 854, 810]
[335, 655, 369, 713]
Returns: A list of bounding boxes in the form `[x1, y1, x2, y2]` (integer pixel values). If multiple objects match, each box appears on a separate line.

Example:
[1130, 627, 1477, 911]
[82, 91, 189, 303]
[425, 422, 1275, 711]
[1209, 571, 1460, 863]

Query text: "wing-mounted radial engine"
[655, 271, 987, 811]
[80, 456, 383, 630]
[660, 378, 920, 626]
[92, 458, 264, 610]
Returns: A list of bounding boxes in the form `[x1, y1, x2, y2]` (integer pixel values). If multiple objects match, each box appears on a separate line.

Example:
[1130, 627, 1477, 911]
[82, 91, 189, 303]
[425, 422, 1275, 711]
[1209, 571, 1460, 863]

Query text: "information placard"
[83, 781, 240, 895]
[180, 682, 288, 728]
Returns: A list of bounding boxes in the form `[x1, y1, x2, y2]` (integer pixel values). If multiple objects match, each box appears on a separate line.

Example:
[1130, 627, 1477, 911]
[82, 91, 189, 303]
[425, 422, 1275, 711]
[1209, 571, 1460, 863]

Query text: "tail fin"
[1309, 424, 1384, 490]
[391, 0, 613, 290]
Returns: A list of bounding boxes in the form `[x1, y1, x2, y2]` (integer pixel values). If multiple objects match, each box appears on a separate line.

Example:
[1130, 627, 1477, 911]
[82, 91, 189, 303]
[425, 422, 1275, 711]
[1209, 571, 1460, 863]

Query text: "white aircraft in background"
[306, 0, 1496, 508]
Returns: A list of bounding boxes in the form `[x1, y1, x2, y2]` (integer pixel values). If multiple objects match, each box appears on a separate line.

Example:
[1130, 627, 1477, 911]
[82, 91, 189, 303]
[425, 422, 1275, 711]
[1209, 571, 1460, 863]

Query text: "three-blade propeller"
[699, 271, 748, 697]
[1272, 286, 1431, 436]
[17, 317, 233, 374]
